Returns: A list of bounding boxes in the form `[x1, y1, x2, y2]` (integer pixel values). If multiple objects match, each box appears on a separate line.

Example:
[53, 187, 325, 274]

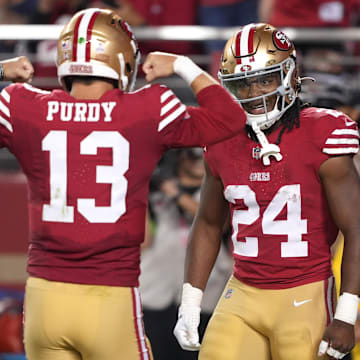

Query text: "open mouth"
[244, 102, 267, 115]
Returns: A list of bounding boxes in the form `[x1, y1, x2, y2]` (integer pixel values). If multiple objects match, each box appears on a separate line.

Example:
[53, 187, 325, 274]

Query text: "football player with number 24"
[174, 23, 360, 360]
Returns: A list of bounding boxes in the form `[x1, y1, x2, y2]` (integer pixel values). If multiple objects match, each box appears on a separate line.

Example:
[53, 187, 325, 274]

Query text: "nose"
[247, 82, 262, 98]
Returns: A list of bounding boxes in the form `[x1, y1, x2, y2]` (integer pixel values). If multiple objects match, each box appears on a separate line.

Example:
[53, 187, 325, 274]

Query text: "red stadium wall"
[0, 172, 29, 289]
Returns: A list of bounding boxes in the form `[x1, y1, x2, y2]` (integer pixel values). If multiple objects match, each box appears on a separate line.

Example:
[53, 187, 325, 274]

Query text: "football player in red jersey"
[0, 56, 34, 83]
[0, 8, 247, 360]
[174, 23, 360, 360]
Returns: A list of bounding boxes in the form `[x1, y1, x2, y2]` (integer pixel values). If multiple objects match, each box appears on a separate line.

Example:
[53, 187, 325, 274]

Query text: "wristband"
[181, 283, 203, 307]
[0, 63, 4, 81]
[334, 292, 360, 325]
[173, 56, 204, 85]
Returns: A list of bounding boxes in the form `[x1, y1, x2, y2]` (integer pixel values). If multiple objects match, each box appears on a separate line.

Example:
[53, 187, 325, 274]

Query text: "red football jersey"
[205, 107, 359, 289]
[0, 83, 245, 287]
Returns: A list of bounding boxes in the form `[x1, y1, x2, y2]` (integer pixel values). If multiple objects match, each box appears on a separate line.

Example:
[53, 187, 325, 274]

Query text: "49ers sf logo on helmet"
[273, 31, 292, 51]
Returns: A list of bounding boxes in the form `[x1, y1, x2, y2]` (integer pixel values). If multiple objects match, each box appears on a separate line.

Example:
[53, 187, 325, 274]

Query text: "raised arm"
[173, 160, 229, 351]
[144, 52, 247, 148]
[318, 155, 360, 358]
[0, 56, 34, 83]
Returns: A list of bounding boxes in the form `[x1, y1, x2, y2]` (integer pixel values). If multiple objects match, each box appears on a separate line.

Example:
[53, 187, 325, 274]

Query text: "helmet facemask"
[220, 57, 297, 130]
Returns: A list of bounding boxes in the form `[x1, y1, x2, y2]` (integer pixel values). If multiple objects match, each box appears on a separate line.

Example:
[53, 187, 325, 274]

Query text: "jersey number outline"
[224, 184, 308, 258]
[42, 130, 129, 223]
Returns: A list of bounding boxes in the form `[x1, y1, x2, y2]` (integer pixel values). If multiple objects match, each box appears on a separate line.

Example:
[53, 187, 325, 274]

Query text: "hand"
[173, 304, 201, 351]
[142, 52, 177, 82]
[160, 179, 179, 199]
[2, 56, 34, 83]
[318, 319, 355, 359]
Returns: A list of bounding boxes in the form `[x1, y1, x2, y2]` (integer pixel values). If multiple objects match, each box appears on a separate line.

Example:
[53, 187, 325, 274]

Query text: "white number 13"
[224, 184, 308, 258]
[42, 130, 129, 223]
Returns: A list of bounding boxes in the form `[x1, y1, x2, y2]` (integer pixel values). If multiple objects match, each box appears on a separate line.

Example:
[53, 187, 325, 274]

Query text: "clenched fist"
[1, 56, 34, 83]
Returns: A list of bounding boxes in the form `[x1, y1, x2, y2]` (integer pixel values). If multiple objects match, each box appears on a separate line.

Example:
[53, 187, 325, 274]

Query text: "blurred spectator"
[259, 0, 357, 28]
[0, 0, 34, 54]
[259, 0, 360, 126]
[140, 148, 233, 360]
[96, 0, 198, 56]
[33, 0, 198, 89]
[198, 0, 259, 76]
[29, 0, 88, 24]
[0, 290, 24, 355]
[300, 70, 353, 110]
[258, 0, 358, 64]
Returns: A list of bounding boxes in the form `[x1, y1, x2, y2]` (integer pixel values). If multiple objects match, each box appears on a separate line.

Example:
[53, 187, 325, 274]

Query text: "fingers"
[173, 305, 201, 351]
[318, 340, 348, 359]
[21, 57, 34, 82]
[173, 324, 200, 351]
[142, 52, 176, 82]
[142, 60, 155, 82]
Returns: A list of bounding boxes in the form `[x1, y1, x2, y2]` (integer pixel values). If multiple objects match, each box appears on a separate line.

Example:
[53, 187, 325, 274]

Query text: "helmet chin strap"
[245, 96, 281, 130]
[251, 122, 283, 166]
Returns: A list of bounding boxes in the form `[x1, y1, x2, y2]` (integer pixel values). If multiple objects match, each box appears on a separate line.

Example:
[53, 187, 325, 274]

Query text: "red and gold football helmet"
[219, 23, 300, 130]
[57, 8, 140, 92]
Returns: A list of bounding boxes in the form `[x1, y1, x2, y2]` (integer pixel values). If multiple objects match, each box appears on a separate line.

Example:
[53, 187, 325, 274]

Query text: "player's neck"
[70, 81, 115, 100]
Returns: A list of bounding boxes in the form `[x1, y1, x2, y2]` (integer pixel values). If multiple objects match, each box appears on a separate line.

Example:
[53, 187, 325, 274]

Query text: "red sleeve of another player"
[157, 84, 246, 148]
[0, 85, 16, 150]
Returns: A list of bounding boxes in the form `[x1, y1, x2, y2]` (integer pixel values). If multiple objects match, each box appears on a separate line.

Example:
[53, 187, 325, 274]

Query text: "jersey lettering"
[42, 130, 129, 223]
[46, 101, 116, 122]
[224, 184, 308, 258]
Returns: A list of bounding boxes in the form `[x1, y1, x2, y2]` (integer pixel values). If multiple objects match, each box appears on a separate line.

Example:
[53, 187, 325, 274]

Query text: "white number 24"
[41, 130, 129, 223]
[224, 184, 308, 258]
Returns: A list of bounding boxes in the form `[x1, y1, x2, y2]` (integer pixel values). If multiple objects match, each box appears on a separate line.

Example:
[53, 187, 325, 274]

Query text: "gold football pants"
[24, 277, 153, 360]
[199, 275, 335, 360]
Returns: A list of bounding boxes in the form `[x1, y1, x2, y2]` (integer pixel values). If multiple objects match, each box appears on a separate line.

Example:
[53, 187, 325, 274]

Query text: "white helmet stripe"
[118, 53, 128, 91]
[76, 9, 99, 62]
[239, 24, 255, 67]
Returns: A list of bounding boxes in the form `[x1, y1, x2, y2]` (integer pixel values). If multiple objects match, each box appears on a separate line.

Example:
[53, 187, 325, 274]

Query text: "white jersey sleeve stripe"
[325, 138, 359, 145]
[0, 114, 13, 133]
[0, 98, 10, 117]
[24, 83, 51, 94]
[160, 97, 180, 116]
[0, 88, 10, 103]
[160, 89, 174, 103]
[158, 104, 186, 132]
[332, 129, 359, 136]
[323, 147, 359, 155]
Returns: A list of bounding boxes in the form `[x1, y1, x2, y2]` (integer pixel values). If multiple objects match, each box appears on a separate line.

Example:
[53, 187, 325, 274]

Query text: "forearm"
[185, 218, 222, 291]
[340, 232, 360, 296]
[173, 55, 218, 95]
